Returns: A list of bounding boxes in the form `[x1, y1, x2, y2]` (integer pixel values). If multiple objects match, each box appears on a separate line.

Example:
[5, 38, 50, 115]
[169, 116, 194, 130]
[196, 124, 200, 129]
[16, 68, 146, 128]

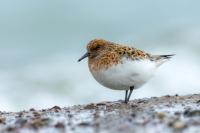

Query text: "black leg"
[125, 90, 128, 103]
[127, 86, 134, 103]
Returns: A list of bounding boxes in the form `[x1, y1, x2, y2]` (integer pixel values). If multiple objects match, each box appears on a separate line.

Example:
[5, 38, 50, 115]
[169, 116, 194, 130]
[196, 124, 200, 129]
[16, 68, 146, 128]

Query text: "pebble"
[29, 108, 36, 111]
[50, 106, 61, 112]
[184, 110, 200, 117]
[84, 103, 96, 110]
[173, 121, 187, 129]
[0, 117, 6, 124]
[157, 112, 166, 120]
[196, 100, 200, 103]
[55, 122, 65, 129]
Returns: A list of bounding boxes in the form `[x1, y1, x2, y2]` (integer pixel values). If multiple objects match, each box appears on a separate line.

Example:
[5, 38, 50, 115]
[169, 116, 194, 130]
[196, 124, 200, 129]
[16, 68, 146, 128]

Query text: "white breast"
[90, 58, 157, 90]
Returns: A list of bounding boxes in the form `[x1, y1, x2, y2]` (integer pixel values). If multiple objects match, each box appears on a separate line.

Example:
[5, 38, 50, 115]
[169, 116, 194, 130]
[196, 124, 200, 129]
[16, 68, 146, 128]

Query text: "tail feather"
[151, 54, 175, 67]
[158, 54, 175, 59]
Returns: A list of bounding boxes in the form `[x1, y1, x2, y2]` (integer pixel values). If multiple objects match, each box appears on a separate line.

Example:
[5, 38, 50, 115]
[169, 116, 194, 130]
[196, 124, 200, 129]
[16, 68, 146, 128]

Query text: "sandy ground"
[0, 94, 199, 133]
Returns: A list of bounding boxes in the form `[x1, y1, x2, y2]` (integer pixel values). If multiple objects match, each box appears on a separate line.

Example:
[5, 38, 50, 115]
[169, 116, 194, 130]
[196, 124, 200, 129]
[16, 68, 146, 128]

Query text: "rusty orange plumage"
[86, 39, 151, 71]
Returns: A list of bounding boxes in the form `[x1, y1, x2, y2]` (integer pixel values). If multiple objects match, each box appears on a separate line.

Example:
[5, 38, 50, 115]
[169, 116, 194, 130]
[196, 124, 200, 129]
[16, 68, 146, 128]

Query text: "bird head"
[78, 39, 110, 62]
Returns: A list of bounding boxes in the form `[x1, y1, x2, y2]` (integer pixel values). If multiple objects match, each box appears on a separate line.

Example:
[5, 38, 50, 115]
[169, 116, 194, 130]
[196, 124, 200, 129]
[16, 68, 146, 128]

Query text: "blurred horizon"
[0, 0, 200, 111]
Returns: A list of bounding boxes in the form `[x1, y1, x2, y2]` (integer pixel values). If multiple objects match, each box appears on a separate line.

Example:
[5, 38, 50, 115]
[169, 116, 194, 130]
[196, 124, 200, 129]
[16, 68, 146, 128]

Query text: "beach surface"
[0, 94, 199, 133]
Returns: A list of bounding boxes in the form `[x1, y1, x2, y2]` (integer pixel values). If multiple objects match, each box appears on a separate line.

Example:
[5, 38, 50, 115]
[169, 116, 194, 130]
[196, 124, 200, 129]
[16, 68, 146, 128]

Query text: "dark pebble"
[137, 99, 148, 104]
[196, 100, 200, 103]
[50, 106, 61, 112]
[96, 103, 107, 106]
[131, 113, 136, 118]
[131, 104, 138, 108]
[68, 114, 73, 118]
[15, 118, 27, 126]
[174, 112, 181, 116]
[42, 109, 46, 112]
[0, 117, 6, 124]
[84, 103, 96, 109]
[29, 108, 36, 111]
[55, 122, 65, 129]
[6, 126, 16, 132]
[78, 122, 90, 126]
[165, 95, 171, 98]
[18, 112, 24, 117]
[184, 110, 200, 117]
[32, 112, 41, 118]
[29, 118, 51, 129]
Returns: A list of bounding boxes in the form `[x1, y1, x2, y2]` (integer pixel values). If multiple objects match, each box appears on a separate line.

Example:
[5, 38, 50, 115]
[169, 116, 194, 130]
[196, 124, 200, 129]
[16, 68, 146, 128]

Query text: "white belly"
[90, 59, 157, 90]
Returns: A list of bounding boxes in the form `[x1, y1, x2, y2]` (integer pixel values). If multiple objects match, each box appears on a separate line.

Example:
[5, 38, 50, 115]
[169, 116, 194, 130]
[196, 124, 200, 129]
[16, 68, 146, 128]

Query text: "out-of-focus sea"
[0, 0, 199, 111]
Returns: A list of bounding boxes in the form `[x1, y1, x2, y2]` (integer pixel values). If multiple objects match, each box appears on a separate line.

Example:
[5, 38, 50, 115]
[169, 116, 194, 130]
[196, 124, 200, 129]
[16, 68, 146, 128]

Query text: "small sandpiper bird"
[78, 39, 174, 103]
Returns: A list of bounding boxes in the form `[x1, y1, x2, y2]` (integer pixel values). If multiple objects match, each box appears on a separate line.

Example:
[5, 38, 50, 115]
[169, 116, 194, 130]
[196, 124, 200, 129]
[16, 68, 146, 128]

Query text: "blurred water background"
[0, 0, 199, 111]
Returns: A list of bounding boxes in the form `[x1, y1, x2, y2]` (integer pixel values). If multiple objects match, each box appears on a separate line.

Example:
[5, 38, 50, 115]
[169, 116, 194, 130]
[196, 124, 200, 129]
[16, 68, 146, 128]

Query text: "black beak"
[78, 52, 89, 62]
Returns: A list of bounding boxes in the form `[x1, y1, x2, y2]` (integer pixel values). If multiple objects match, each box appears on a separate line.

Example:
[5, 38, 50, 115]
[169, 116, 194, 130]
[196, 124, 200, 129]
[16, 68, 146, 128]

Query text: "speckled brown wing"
[115, 46, 151, 61]
[122, 47, 174, 62]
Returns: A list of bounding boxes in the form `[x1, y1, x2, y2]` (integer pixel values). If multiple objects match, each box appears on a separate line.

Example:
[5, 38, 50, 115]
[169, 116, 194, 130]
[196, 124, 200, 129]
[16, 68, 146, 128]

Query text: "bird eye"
[95, 45, 100, 50]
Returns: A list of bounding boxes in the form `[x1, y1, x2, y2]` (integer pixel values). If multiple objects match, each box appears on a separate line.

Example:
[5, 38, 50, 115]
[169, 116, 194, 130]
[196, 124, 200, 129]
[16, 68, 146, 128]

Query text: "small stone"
[50, 106, 61, 112]
[96, 102, 106, 106]
[173, 121, 186, 129]
[127, 118, 132, 122]
[157, 112, 166, 120]
[18, 112, 24, 117]
[55, 122, 65, 129]
[30, 118, 50, 129]
[42, 109, 46, 112]
[15, 118, 27, 126]
[131, 113, 136, 118]
[84, 103, 96, 109]
[78, 122, 90, 126]
[131, 104, 138, 108]
[68, 114, 73, 118]
[0, 117, 6, 124]
[29, 108, 36, 111]
[6, 126, 16, 132]
[174, 112, 181, 116]
[137, 99, 148, 104]
[165, 95, 171, 98]
[196, 100, 200, 103]
[32, 111, 41, 118]
[184, 110, 200, 117]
